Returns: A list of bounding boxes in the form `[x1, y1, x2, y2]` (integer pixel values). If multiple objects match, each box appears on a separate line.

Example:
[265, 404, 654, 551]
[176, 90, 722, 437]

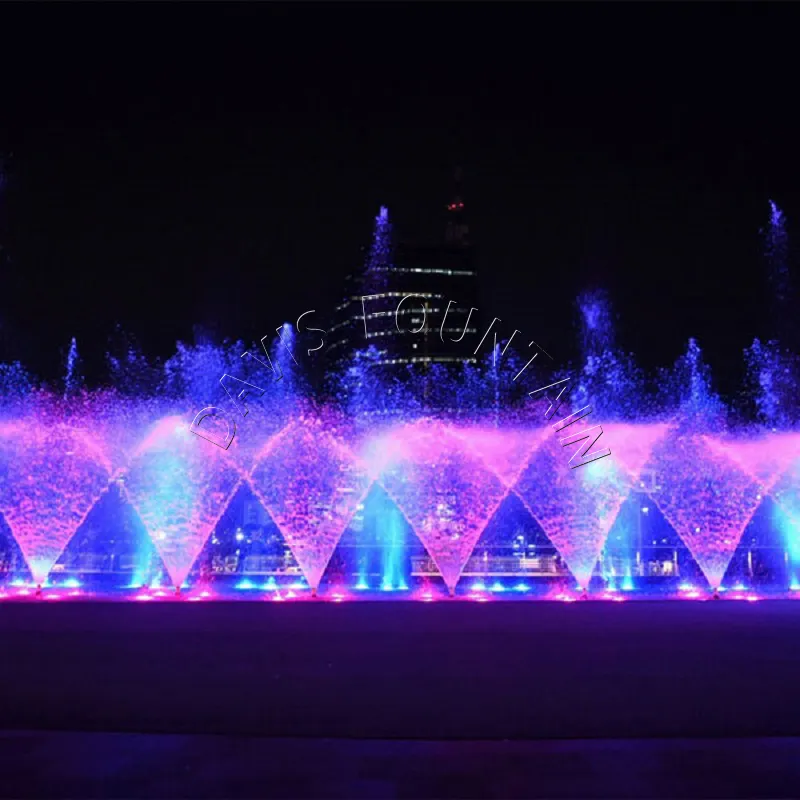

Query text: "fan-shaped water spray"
[120, 416, 245, 588]
[648, 432, 765, 589]
[514, 431, 631, 589]
[373, 420, 510, 593]
[0, 420, 112, 584]
[452, 426, 551, 489]
[247, 415, 373, 591]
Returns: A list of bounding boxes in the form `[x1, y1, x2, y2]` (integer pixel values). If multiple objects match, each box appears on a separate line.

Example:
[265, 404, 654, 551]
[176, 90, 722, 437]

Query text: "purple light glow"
[649, 432, 771, 589]
[121, 416, 246, 588]
[248, 415, 372, 592]
[0, 420, 112, 584]
[374, 420, 510, 594]
[0, 404, 799, 599]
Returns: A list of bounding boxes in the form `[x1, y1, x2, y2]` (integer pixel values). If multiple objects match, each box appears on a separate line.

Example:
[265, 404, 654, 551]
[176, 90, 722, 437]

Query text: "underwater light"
[5, 398, 800, 603]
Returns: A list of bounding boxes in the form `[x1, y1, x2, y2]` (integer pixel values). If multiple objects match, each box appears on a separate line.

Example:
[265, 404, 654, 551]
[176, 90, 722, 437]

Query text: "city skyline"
[1, 5, 799, 396]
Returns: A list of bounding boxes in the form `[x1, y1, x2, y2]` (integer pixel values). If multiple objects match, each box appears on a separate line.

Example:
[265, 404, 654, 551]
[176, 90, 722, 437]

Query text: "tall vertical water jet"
[270, 323, 300, 397]
[578, 288, 615, 359]
[164, 340, 247, 407]
[763, 200, 795, 348]
[373, 489, 408, 590]
[363, 206, 393, 296]
[106, 326, 162, 397]
[660, 338, 726, 427]
[744, 339, 788, 429]
[741, 202, 800, 428]
[63, 338, 84, 400]
[573, 289, 643, 418]
[0, 156, 7, 353]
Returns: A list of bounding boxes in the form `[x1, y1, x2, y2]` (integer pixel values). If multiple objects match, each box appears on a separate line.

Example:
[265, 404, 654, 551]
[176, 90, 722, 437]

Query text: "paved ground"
[1, 732, 799, 798]
[2, 600, 800, 796]
[1, 600, 800, 739]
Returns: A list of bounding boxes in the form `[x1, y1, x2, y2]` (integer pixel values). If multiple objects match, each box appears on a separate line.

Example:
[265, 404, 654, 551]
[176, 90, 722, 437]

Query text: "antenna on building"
[446, 166, 468, 246]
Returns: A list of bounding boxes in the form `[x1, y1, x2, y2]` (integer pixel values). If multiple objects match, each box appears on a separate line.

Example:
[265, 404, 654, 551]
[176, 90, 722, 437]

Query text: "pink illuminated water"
[602, 423, 671, 485]
[0, 401, 799, 596]
[373, 420, 510, 593]
[771, 454, 800, 528]
[120, 416, 245, 587]
[514, 431, 631, 588]
[451, 426, 551, 488]
[0, 420, 112, 583]
[704, 433, 800, 493]
[649, 432, 764, 589]
[247, 416, 373, 591]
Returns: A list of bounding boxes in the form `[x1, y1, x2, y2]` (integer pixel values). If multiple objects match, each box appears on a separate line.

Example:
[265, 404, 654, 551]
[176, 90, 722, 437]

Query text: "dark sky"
[1, 4, 799, 393]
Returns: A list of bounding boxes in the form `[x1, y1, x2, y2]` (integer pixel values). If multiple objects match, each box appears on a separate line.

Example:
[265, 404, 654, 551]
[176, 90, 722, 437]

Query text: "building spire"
[363, 205, 393, 294]
[446, 166, 469, 246]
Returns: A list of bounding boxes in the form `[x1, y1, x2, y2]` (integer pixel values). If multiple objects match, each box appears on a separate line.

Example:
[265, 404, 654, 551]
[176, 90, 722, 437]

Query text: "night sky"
[1, 4, 798, 394]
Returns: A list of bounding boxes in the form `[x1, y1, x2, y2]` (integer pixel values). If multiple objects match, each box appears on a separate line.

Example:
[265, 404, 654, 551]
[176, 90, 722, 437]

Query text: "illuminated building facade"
[326, 172, 480, 370]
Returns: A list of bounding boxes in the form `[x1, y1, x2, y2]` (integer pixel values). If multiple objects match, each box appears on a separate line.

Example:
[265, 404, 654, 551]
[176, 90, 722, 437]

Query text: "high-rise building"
[326, 170, 480, 371]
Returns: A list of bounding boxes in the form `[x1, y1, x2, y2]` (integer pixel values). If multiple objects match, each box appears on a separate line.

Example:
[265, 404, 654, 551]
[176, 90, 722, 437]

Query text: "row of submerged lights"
[0, 574, 772, 603]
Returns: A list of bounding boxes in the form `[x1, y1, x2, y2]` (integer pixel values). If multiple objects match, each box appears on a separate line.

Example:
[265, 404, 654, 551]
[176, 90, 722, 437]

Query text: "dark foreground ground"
[2, 600, 800, 797]
[2, 731, 800, 799]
